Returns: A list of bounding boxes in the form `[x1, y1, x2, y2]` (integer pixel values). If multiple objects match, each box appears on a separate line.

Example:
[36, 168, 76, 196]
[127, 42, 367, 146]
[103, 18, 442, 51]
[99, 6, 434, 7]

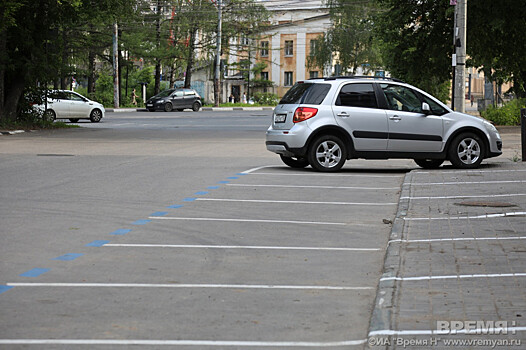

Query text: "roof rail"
[313, 75, 405, 83]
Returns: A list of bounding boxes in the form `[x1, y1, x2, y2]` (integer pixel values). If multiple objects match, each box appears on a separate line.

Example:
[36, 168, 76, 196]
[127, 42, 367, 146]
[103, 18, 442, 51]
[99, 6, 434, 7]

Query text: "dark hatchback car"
[146, 88, 202, 112]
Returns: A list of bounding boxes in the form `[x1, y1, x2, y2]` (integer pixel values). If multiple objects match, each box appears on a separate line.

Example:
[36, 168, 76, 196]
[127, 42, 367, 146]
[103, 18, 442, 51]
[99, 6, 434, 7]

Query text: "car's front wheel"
[164, 103, 173, 112]
[308, 135, 347, 172]
[280, 155, 310, 168]
[414, 159, 444, 169]
[90, 109, 103, 123]
[192, 102, 201, 112]
[448, 132, 484, 169]
[44, 109, 56, 122]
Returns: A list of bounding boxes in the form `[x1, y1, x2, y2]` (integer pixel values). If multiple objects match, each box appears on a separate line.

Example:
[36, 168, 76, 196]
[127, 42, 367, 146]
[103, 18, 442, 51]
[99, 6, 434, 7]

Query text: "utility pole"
[453, 0, 467, 112]
[113, 22, 119, 108]
[214, 0, 222, 107]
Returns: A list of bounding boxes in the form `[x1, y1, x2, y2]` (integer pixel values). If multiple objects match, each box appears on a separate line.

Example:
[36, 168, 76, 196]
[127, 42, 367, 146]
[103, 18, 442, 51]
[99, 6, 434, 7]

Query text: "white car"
[37, 90, 105, 123]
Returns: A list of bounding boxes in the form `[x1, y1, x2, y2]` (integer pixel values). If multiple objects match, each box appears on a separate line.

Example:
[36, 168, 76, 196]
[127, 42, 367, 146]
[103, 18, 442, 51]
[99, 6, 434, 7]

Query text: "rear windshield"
[279, 83, 331, 105]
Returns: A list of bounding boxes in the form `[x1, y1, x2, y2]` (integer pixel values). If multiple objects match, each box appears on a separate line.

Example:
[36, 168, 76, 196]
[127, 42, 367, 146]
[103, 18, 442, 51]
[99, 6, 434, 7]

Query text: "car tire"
[280, 155, 310, 168]
[414, 159, 444, 169]
[148, 108, 155, 112]
[90, 109, 103, 123]
[448, 132, 484, 169]
[44, 109, 56, 122]
[192, 102, 200, 112]
[69, 119, 79, 123]
[308, 135, 347, 172]
[164, 103, 173, 112]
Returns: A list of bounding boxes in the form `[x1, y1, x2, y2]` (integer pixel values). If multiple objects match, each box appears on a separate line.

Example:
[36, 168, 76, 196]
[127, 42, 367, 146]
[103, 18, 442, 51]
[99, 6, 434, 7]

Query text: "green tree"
[374, 0, 454, 102]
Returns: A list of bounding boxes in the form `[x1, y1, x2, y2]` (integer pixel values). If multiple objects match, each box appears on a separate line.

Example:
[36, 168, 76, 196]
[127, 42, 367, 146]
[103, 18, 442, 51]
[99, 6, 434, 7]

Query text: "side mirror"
[422, 102, 431, 115]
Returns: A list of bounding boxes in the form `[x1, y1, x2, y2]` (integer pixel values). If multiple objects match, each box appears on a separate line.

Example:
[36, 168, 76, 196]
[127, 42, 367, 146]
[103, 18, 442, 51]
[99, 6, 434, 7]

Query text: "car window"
[68, 92, 84, 102]
[49, 91, 66, 100]
[184, 90, 195, 96]
[279, 83, 330, 105]
[420, 94, 448, 116]
[157, 89, 174, 98]
[381, 84, 422, 113]
[336, 83, 378, 108]
[173, 91, 183, 97]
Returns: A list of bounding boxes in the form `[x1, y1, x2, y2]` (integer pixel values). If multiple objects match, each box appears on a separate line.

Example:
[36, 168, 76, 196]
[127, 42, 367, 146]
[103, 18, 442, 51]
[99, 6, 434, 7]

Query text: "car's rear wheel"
[164, 103, 173, 112]
[43, 109, 56, 122]
[192, 102, 200, 112]
[448, 132, 484, 169]
[308, 135, 347, 172]
[90, 109, 103, 123]
[280, 155, 310, 168]
[414, 159, 444, 169]
[69, 119, 79, 123]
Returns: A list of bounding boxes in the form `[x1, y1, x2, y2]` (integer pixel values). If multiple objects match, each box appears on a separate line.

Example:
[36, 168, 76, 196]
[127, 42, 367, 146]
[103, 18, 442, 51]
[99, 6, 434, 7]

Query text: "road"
[1, 110, 416, 349]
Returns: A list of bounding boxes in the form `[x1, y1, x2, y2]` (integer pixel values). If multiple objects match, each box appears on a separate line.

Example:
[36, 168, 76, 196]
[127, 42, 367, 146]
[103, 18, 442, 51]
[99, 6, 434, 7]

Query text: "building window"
[260, 41, 269, 57]
[284, 71, 293, 86]
[284, 40, 293, 56]
[261, 71, 269, 81]
[241, 35, 249, 46]
[309, 71, 319, 79]
[310, 40, 317, 56]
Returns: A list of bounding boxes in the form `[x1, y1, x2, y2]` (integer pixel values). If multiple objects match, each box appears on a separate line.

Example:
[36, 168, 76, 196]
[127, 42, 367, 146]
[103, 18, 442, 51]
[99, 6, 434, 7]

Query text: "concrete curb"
[366, 171, 413, 349]
[0, 130, 26, 136]
[105, 107, 275, 112]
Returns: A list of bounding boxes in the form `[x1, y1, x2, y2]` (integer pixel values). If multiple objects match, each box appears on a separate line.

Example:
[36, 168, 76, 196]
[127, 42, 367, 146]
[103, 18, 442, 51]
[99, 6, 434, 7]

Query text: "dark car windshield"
[155, 89, 175, 98]
[279, 83, 331, 105]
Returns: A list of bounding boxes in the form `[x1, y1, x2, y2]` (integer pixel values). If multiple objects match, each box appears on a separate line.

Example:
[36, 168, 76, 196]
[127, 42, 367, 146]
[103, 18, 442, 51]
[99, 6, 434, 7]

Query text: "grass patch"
[0, 119, 80, 131]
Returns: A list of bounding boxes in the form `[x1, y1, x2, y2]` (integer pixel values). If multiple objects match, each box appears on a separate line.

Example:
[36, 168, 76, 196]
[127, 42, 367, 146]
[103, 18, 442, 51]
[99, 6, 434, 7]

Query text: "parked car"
[146, 88, 202, 112]
[36, 90, 105, 123]
[266, 76, 502, 171]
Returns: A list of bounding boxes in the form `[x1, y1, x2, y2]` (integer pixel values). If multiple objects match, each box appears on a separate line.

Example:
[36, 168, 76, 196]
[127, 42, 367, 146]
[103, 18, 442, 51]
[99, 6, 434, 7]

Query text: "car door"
[170, 90, 185, 109]
[67, 92, 90, 118]
[48, 91, 70, 118]
[183, 89, 197, 108]
[331, 83, 388, 151]
[380, 84, 444, 152]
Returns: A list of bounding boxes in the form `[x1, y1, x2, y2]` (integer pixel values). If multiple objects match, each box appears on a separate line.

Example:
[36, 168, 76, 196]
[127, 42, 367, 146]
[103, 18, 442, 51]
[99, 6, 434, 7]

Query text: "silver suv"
[266, 77, 502, 171]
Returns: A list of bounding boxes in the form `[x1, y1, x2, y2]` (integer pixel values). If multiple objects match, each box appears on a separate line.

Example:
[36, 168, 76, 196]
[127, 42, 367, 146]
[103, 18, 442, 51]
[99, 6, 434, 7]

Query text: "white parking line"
[104, 243, 381, 252]
[405, 211, 526, 221]
[407, 180, 526, 186]
[0, 339, 367, 347]
[148, 216, 347, 225]
[369, 327, 526, 336]
[389, 236, 526, 244]
[196, 198, 397, 206]
[241, 165, 277, 174]
[401, 193, 526, 200]
[415, 169, 526, 174]
[7, 283, 373, 291]
[380, 272, 526, 282]
[249, 172, 403, 178]
[227, 184, 400, 190]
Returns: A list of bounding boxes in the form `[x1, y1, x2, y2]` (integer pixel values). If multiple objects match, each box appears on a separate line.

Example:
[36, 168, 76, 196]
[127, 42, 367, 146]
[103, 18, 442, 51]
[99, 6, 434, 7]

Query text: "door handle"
[337, 112, 350, 117]
[389, 115, 402, 121]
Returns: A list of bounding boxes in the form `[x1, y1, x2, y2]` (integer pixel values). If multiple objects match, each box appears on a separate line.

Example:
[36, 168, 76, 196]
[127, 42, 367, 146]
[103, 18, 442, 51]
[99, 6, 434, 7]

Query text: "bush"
[253, 92, 279, 106]
[481, 99, 526, 125]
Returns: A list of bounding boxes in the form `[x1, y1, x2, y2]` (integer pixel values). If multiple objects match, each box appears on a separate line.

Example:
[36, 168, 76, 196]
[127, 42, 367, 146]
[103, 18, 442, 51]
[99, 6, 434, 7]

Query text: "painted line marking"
[6, 283, 373, 291]
[407, 180, 526, 186]
[183, 197, 196, 202]
[389, 236, 526, 244]
[227, 176, 239, 179]
[86, 240, 110, 247]
[110, 229, 131, 235]
[401, 193, 526, 200]
[249, 172, 403, 178]
[148, 216, 347, 226]
[103, 243, 381, 252]
[194, 191, 209, 195]
[167, 204, 183, 209]
[218, 181, 230, 184]
[53, 253, 83, 261]
[0, 286, 14, 295]
[132, 219, 151, 225]
[227, 184, 399, 190]
[195, 198, 397, 206]
[369, 327, 526, 336]
[150, 211, 168, 217]
[405, 211, 526, 221]
[380, 272, 526, 282]
[236, 173, 248, 176]
[19, 268, 50, 278]
[207, 186, 220, 189]
[241, 165, 276, 174]
[0, 339, 367, 347]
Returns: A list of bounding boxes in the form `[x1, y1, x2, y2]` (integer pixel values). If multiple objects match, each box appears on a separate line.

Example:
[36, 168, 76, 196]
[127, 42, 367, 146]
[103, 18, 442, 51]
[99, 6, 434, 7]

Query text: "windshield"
[155, 89, 174, 98]
[279, 83, 331, 105]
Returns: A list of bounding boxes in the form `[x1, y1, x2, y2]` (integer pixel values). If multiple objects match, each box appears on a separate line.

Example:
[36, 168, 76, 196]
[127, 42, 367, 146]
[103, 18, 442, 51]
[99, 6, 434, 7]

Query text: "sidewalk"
[368, 134, 526, 348]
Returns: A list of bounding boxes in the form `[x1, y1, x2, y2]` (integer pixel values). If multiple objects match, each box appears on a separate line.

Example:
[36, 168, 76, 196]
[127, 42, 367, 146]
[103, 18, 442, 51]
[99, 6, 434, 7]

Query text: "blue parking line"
[0, 286, 13, 295]
[150, 211, 168, 217]
[183, 197, 196, 202]
[19, 268, 50, 277]
[194, 191, 209, 195]
[54, 253, 83, 261]
[110, 229, 131, 235]
[86, 240, 110, 247]
[218, 181, 229, 184]
[132, 219, 151, 225]
[167, 204, 183, 209]
[227, 177, 239, 179]
[236, 173, 248, 176]
[207, 186, 220, 189]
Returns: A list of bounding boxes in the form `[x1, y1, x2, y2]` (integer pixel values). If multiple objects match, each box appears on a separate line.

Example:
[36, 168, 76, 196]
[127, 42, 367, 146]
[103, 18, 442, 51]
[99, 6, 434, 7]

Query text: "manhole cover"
[455, 201, 517, 208]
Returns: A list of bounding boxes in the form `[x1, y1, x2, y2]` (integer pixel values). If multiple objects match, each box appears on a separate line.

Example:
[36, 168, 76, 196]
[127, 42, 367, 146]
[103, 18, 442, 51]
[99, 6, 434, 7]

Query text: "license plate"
[147, 104, 153, 107]
[274, 114, 286, 123]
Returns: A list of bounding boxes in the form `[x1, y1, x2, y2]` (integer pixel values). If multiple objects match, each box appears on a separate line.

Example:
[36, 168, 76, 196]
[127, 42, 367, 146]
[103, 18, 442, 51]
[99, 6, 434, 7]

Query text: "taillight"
[293, 107, 318, 123]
